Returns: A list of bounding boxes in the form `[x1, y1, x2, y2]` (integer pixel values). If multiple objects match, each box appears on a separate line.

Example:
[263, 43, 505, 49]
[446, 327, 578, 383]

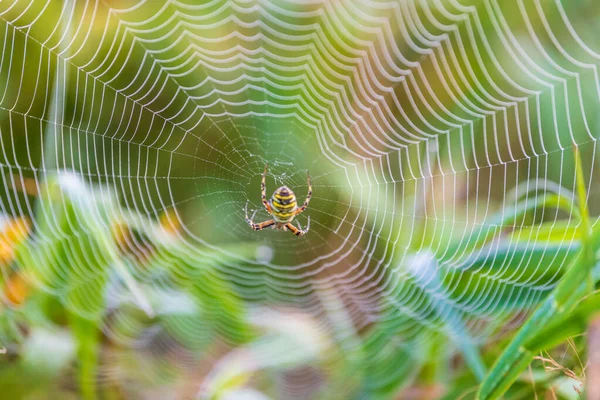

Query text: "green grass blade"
[68, 313, 100, 400]
[574, 145, 590, 235]
[477, 145, 596, 399]
[439, 193, 577, 263]
[525, 290, 600, 351]
[573, 144, 594, 292]
[476, 297, 568, 399]
[414, 254, 486, 379]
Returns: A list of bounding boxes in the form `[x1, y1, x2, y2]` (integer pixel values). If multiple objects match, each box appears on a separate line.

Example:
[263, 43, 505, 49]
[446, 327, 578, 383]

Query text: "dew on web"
[0, 0, 598, 397]
[256, 245, 274, 264]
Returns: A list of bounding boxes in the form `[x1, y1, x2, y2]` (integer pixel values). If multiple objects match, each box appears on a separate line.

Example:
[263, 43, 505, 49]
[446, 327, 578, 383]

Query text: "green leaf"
[525, 290, 600, 351]
[477, 145, 596, 399]
[68, 312, 101, 400]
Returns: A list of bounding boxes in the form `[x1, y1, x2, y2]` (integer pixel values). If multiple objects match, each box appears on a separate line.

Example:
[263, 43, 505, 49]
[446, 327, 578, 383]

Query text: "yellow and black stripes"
[270, 186, 297, 223]
[246, 164, 311, 237]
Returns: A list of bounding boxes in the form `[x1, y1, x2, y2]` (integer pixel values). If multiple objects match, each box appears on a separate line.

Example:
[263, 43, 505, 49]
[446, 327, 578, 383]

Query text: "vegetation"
[0, 0, 599, 399]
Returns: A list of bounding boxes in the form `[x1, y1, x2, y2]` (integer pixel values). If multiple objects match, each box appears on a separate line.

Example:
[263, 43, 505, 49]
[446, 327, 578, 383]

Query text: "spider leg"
[244, 201, 258, 225]
[261, 163, 272, 213]
[287, 216, 310, 237]
[245, 202, 275, 231]
[244, 201, 251, 220]
[294, 170, 312, 216]
[300, 215, 310, 232]
[250, 219, 276, 231]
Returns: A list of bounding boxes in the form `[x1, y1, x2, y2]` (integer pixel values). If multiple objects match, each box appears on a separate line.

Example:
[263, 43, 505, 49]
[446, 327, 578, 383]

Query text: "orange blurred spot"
[160, 209, 181, 235]
[8, 175, 39, 197]
[112, 221, 129, 248]
[0, 217, 33, 306]
[112, 221, 154, 262]
[4, 273, 31, 306]
[0, 217, 31, 263]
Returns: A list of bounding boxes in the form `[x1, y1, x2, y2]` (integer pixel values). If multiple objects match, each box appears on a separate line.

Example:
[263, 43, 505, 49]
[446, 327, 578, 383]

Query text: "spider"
[245, 164, 312, 237]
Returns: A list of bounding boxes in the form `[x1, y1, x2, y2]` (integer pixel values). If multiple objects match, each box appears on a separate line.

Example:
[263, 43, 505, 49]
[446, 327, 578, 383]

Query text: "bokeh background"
[0, 0, 599, 398]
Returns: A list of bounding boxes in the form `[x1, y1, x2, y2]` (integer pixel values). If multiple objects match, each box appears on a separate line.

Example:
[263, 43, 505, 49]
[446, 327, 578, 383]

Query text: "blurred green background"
[0, 0, 599, 399]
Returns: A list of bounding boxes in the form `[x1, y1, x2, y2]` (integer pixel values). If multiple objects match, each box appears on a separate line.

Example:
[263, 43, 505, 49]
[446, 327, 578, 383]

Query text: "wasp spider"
[245, 164, 312, 236]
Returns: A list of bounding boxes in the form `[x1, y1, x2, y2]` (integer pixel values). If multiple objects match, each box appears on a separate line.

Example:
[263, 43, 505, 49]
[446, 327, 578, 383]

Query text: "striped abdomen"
[270, 186, 297, 223]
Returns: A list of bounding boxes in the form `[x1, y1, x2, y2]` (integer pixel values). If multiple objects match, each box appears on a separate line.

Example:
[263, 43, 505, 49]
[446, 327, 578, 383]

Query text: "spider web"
[0, 0, 599, 396]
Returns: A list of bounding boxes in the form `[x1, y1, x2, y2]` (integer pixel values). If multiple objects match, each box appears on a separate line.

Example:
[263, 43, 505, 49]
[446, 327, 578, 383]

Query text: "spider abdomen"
[245, 164, 310, 236]
[270, 186, 297, 223]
